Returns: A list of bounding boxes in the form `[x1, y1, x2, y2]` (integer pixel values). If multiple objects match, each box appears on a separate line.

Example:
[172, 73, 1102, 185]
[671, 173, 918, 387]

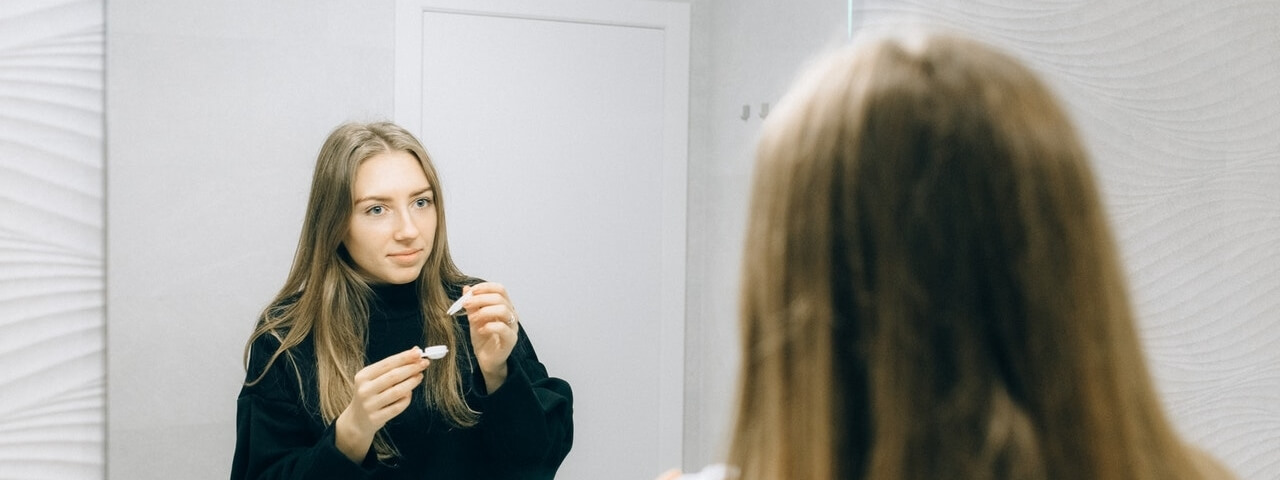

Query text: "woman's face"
[343, 150, 437, 284]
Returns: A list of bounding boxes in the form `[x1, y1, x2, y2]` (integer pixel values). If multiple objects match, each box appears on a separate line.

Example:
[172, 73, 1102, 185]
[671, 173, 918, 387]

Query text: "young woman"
[665, 29, 1234, 480]
[231, 122, 573, 479]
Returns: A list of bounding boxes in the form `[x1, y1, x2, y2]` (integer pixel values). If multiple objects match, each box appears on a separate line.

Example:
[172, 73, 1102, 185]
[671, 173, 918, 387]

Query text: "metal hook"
[740, 105, 751, 121]
[759, 103, 770, 119]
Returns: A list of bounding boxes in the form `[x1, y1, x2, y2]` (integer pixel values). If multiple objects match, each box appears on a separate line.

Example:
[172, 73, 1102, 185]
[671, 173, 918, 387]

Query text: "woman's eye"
[367, 205, 385, 215]
[415, 197, 434, 208]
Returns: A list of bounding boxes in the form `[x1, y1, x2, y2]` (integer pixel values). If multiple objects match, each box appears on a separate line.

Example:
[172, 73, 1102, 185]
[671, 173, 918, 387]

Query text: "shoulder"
[249, 291, 309, 367]
[247, 326, 316, 370]
[242, 325, 316, 396]
[264, 290, 304, 318]
[1188, 446, 1237, 480]
[241, 333, 315, 403]
[247, 328, 288, 361]
[250, 290, 311, 362]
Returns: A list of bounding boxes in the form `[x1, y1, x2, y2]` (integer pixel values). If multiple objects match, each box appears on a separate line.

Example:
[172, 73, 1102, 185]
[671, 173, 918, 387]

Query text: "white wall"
[0, 0, 104, 478]
[106, 1, 395, 477]
[681, 0, 848, 469]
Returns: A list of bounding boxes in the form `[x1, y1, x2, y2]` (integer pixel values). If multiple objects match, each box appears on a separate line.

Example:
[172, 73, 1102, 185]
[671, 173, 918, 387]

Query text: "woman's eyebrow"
[353, 187, 433, 205]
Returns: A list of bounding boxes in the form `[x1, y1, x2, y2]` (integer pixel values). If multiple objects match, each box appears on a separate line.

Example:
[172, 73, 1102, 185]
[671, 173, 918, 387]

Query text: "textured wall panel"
[0, 0, 104, 478]
[854, 1, 1279, 478]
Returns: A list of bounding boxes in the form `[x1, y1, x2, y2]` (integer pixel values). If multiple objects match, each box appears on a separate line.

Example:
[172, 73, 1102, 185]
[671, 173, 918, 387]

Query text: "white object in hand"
[446, 291, 471, 316]
[421, 345, 449, 360]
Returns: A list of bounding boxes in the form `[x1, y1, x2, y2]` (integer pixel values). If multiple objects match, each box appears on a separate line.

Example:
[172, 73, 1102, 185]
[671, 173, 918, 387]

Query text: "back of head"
[729, 29, 1212, 480]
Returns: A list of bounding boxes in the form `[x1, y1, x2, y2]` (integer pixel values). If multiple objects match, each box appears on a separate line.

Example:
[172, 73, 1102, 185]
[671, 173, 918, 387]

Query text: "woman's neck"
[369, 280, 420, 317]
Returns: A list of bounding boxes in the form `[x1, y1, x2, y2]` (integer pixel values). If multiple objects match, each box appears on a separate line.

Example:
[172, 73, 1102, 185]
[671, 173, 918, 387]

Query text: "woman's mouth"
[388, 249, 422, 264]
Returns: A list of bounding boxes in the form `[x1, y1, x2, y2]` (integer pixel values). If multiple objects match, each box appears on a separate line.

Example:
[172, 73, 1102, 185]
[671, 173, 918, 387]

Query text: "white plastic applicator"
[446, 291, 471, 316]
[421, 345, 449, 360]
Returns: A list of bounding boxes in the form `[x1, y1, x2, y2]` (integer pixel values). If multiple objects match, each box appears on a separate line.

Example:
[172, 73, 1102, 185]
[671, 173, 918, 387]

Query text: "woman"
[667, 29, 1233, 480]
[232, 122, 573, 479]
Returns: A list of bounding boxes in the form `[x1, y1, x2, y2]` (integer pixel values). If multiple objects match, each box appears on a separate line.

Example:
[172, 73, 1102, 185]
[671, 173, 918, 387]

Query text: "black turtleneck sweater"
[231, 281, 573, 480]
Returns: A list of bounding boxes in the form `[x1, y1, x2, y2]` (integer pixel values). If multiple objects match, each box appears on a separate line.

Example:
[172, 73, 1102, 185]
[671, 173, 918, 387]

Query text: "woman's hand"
[334, 347, 429, 463]
[460, 282, 519, 393]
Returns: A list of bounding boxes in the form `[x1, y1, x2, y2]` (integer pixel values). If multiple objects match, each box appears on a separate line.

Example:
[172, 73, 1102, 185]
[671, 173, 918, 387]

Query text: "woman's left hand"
[461, 282, 519, 393]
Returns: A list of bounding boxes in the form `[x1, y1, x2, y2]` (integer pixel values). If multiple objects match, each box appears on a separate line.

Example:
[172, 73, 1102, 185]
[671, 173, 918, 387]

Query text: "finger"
[469, 304, 516, 327]
[369, 372, 423, 412]
[359, 358, 429, 399]
[463, 291, 509, 310]
[372, 386, 416, 424]
[460, 292, 513, 320]
[465, 282, 508, 298]
[460, 281, 509, 308]
[355, 347, 427, 382]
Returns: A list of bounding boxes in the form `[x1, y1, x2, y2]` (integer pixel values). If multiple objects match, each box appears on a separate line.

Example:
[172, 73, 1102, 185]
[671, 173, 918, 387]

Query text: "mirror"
[0, 0, 1269, 478]
[103, 1, 852, 478]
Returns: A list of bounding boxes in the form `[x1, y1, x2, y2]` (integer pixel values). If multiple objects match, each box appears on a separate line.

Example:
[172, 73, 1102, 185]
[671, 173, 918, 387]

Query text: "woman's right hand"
[334, 347, 430, 463]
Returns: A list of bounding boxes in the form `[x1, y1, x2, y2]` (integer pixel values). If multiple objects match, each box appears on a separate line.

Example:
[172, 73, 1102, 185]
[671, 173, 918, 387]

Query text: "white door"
[396, 1, 689, 478]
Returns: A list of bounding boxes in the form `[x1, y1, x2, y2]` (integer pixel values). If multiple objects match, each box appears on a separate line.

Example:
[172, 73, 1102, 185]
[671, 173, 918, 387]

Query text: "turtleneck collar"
[370, 280, 420, 317]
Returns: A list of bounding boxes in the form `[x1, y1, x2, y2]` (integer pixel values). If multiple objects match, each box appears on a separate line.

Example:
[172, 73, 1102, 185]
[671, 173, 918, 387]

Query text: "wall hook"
[759, 102, 770, 119]
[740, 105, 751, 121]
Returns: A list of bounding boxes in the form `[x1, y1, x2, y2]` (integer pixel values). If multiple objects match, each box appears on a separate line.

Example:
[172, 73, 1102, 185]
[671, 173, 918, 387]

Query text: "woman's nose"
[393, 210, 419, 240]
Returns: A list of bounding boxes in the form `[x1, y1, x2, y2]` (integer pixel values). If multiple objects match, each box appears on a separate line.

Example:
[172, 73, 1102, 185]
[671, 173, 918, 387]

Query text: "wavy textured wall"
[0, 0, 104, 478]
[855, 1, 1280, 477]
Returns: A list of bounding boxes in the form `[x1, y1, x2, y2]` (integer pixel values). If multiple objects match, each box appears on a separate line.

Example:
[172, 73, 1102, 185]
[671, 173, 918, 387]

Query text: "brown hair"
[244, 122, 476, 460]
[728, 30, 1230, 480]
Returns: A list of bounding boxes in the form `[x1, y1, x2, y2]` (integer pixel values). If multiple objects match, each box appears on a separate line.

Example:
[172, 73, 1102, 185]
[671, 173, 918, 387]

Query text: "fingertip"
[469, 281, 501, 294]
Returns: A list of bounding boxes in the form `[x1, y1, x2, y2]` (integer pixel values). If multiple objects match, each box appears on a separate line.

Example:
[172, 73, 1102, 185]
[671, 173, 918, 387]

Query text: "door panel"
[397, 2, 689, 478]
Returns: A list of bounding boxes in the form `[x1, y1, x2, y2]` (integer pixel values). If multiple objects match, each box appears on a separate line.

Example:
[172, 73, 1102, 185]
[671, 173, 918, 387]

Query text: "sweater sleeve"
[471, 325, 574, 479]
[230, 334, 377, 480]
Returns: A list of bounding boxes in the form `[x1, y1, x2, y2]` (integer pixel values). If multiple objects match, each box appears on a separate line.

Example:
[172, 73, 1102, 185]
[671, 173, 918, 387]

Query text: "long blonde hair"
[244, 122, 477, 460]
[729, 30, 1226, 480]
